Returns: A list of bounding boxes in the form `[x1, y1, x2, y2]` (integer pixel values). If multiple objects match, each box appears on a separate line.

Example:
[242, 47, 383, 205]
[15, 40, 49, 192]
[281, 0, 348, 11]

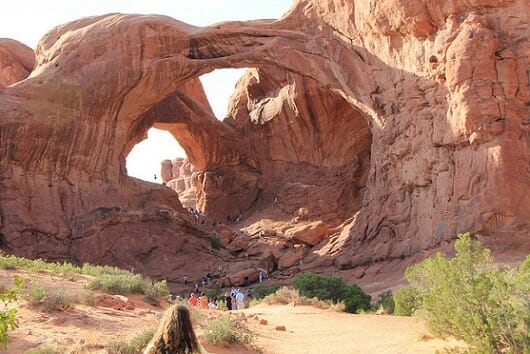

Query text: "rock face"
[161, 158, 196, 208]
[0, 1, 529, 289]
[0, 39, 35, 89]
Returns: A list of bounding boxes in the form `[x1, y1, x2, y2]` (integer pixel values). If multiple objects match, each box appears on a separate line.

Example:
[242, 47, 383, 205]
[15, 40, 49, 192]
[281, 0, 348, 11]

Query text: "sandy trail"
[242, 305, 462, 354]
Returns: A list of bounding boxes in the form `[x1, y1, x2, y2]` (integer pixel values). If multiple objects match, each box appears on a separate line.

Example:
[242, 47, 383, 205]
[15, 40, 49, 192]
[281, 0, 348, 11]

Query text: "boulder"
[96, 294, 135, 310]
[285, 221, 329, 246]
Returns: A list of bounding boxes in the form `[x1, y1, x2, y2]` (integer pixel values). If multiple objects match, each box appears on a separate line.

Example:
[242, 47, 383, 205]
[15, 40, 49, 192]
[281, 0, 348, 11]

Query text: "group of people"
[187, 292, 218, 310]
[188, 206, 246, 228]
[224, 287, 250, 310]
[146, 275, 268, 352]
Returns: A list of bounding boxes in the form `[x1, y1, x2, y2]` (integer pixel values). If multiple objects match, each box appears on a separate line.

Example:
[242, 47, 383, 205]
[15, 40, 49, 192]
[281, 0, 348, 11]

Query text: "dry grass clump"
[259, 287, 346, 312]
[203, 314, 256, 345]
[25, 283, 76, 311]
[106, 328, 155, 354]
[261, 287, 300, 305]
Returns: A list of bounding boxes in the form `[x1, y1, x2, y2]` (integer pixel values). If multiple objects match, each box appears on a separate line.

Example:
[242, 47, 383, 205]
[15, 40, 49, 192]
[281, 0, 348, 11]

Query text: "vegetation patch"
[106, 328, 155, 354]
[203, 314, 256, 345]
[293, 272, 371, 313]
[395, 233, 530, 353]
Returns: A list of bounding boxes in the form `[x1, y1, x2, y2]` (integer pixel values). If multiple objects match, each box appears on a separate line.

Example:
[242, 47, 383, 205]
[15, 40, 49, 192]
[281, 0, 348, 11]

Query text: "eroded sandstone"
[0, 0, 528, 292]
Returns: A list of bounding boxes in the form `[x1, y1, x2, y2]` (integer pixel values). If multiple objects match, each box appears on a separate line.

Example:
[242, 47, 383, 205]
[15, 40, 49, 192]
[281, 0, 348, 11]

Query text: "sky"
[1, 0, 292, 182]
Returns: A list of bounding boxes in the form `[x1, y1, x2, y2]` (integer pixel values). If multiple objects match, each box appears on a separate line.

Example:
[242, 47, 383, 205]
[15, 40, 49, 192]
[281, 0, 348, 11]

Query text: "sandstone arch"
[1, 0, 529, 288]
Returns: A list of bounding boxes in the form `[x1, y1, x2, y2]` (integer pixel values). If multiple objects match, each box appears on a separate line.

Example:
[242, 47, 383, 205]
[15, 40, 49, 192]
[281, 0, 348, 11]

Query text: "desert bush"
[107, 328, 155, 354]
[43, 288, 76, 312]
[48, 261, 78, 278]
[79, 289, 97, 307]
[0, 276, 22, 350]
[26, 284, 76, 312]
[143, 280, 169, 306]
[393, 286, 420, 316]
[26, 258, 49, 273]
[403, 233, 530, 353]
[87, 274, 146, 295]
[375, 290, 395, 315]
[252, 284, 280, 300]
[293, 273, 348, 302]
[81, 263, 132, 277]
[203, 314, 256, 345]
[26, 283, 48, 306]
[0, 256, 19, 270]
[343, 284, 371, 314]
[261, 287, 300, 305]
[293, 272, 371, 313]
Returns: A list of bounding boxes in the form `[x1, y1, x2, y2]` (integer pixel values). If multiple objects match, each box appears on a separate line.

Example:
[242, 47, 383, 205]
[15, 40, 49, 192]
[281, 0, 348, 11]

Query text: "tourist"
[225, 292, 233, 311]
[235, 289, 245, 310]
[143, 304, 203, 354]
[208, 298, 217, 309]
[258, 270, 263, 283]
[188, 293, 198, 307]
[200, 292, 208, 310]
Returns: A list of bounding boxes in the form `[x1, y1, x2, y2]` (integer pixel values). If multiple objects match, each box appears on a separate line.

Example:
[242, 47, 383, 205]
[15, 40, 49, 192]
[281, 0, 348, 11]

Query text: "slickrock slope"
[0, 0, 528, 289]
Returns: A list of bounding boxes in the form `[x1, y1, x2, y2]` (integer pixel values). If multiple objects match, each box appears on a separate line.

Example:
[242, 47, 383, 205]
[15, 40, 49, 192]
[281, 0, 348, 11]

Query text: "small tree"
[403, 233, 530, 353]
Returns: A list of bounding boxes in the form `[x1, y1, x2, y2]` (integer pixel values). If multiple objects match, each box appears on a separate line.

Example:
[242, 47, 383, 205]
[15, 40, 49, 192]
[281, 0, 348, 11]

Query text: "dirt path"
[243, 305, 463, 354]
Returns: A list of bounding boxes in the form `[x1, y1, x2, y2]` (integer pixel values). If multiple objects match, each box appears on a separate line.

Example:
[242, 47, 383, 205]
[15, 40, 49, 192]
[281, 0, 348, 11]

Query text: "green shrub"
[87, 274, 146, 295]
[293, 272, 371, 313]
[107, 328, 154, 354]
[403, 233, 530, 353]
[81, 263, 132, 277]
[393, 286, 420, 316]
[205, 289, 220, 301]
[27, 283, 48, 306]
[375, 290, 395, 314]
[0, 276, 22, 350]
[252, 284, 280, 299]
[293, 273, 348, 302]
[343, 284, 371, 314]
[0, 256, 19, 270]
[203, 314, 255, 345]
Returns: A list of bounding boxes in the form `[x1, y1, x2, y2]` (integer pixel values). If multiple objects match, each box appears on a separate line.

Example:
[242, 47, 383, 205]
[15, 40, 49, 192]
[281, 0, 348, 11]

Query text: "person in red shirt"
[188, 293, 198, 307]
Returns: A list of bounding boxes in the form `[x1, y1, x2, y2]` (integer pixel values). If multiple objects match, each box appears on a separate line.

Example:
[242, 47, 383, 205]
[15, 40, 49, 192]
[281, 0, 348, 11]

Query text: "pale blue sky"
[1, 1, 292, 182]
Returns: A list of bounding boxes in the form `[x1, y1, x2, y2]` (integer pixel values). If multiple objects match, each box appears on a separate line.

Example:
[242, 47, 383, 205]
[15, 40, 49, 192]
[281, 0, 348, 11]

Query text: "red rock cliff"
[0, 0, 528, 286]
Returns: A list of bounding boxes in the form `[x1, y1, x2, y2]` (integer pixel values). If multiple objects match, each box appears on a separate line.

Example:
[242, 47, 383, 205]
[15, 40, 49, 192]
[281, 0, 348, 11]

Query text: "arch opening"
[126, 128, 186, 184]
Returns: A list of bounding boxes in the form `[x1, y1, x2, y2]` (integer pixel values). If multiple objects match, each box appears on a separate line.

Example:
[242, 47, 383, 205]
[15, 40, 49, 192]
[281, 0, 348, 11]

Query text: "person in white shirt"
[235, 290, 245, 310]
